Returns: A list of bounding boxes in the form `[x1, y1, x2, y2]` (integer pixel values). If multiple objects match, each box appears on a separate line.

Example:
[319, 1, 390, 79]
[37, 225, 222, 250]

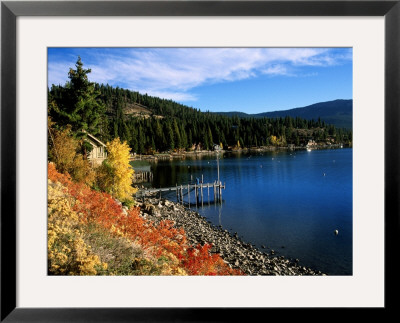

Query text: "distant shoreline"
[131, 144, 351, 162]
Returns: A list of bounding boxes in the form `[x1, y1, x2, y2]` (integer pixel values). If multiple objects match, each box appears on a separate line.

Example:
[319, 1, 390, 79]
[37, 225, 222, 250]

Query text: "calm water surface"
[146, 148, 352, 275]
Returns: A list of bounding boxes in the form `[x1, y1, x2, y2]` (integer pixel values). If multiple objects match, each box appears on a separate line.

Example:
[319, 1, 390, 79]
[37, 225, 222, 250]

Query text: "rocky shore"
[136, 196, 326, 276]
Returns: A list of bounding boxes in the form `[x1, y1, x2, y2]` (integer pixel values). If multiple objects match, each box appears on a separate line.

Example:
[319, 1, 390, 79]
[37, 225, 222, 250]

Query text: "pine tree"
[165, 121, 175, 151]
[173, 119, 182, 149]
[52, 57, 106, 138]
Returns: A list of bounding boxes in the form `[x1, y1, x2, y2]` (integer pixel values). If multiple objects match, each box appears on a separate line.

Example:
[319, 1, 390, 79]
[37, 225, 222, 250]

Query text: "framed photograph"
[1, 0, 399, 321]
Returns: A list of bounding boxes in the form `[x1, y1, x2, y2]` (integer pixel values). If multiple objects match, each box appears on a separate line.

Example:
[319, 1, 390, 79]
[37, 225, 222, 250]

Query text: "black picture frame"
[1, 1, 399, 321]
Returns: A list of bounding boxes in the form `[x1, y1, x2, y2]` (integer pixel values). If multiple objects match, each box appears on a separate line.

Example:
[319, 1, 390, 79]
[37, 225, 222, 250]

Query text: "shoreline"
[132, 144, 350, 162]
[137, 196, 326, 276]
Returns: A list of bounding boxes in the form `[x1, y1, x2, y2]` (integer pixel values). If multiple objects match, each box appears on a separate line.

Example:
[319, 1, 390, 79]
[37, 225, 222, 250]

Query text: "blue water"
[149, 148, 352, 275]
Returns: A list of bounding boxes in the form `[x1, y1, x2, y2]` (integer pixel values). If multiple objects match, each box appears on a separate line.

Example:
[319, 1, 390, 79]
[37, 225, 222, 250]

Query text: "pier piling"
[138, 181, 225, 206]
[201, 183, 203, 206]
[180, 185, 183, 204]
[188, 184, 190, 208]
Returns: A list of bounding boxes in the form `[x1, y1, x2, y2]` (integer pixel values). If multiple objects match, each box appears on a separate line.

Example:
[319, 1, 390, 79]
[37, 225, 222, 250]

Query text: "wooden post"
[201, 183, 203, 206]
[208, 184, 210, 205]
[219, 181, 222, 202]
[217, 152, 220, 183]
[213, 182, 216, 202]
[194, 183, 197, 207]
[176, 183, 178, 202]
[180, 185, 183, 204]
[188, 184, 190, 208]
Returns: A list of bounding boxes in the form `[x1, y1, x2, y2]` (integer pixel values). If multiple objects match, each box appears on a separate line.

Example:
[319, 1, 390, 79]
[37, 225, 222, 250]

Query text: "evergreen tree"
[50, 57, 106, 139]
[173, 119, 182, 149]
[165, 121, 175, 151]
[137, 124, 145, 154]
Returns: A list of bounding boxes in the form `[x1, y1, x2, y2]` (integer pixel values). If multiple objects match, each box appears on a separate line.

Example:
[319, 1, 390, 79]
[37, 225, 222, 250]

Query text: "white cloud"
[262, 64, 292, 76]
[47, 61, 73, 86]
[48, 48, 352, 101]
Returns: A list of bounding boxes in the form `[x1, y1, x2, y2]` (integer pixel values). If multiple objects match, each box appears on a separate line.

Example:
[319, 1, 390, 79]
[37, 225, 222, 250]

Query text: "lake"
[144, 148, 352, 275]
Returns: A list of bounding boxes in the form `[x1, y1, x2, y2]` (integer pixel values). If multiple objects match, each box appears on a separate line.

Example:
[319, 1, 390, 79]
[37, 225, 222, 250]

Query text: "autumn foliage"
[48, 163, 243, 276]
[48, 119, 95, 186]
[48, 179, 105, 275]
[95, 138, 137, 204]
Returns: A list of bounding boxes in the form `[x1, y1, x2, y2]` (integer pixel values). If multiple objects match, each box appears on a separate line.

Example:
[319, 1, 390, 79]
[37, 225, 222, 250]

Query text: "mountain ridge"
[215, 99, 353, 129]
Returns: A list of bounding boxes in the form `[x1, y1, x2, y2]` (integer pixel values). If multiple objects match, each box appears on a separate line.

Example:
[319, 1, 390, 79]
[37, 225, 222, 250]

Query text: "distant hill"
[217, 99, 353, 129]
[215, 111, 250, 119]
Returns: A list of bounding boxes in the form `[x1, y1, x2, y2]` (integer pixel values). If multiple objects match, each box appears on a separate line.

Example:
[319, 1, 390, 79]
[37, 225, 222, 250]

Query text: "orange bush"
[48, 162, 243, 275]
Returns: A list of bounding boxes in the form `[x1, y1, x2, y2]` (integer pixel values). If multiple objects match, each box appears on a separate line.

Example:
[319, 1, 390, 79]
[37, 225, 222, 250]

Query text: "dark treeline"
[48, 58, 352, 155]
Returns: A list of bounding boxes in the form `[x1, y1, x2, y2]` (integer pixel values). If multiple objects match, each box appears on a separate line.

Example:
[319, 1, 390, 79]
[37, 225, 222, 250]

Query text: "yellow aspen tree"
[269, 135, 278, 146]
[106, 138, 137, 203]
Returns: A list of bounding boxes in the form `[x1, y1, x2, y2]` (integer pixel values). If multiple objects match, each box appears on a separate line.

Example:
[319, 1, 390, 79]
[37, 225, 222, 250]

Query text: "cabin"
[85, 133, 107, 166]
[306, 139, 318, 148]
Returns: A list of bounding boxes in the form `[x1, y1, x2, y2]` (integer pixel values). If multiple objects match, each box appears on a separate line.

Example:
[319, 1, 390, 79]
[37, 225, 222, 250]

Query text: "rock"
[143, 203, 157, 215]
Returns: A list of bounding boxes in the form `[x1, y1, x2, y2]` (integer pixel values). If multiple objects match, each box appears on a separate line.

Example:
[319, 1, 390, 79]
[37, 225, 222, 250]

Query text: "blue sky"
[48, 47, 352, 114]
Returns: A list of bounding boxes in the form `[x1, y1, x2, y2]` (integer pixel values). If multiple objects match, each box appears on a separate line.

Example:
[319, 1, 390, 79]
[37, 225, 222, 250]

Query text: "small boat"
[307, 147, 312, 152]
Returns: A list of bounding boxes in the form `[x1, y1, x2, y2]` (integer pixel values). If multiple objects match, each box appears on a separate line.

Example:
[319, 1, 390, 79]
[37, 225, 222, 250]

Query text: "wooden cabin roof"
[85, 132, 107, 147]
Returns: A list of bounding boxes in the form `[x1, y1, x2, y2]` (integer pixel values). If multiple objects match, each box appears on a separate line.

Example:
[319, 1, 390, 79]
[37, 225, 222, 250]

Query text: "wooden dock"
[137, 181, 225, 207]
[132, 171, 153, 183]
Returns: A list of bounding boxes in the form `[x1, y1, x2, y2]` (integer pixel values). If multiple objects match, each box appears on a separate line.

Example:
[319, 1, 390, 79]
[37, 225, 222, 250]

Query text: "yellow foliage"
[269, 135, 278, 146]
[269, 135, 286, 147]
[158, 252, 188, 276]
[48, 179, 106, 275]
[48, 120, 95, 186]
[104, 138, 137, 203]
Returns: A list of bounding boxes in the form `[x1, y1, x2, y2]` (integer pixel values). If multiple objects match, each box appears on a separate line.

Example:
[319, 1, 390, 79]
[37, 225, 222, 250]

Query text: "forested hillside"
[48, 58, 352, 155]
[217, 99, 352, 130]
